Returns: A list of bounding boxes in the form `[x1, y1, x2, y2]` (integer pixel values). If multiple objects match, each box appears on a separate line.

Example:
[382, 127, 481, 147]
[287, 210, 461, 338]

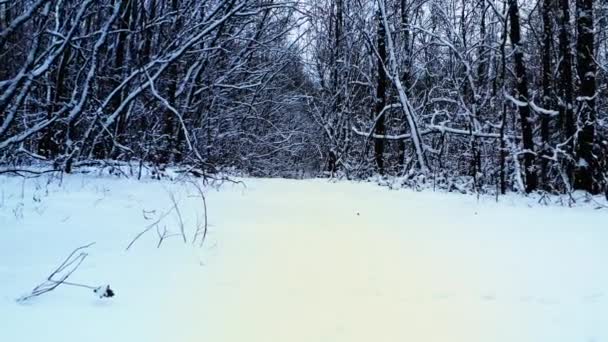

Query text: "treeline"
[306, 0, 607, 194]
[0, 0, 319, 176]
[1, 0, 607, 195]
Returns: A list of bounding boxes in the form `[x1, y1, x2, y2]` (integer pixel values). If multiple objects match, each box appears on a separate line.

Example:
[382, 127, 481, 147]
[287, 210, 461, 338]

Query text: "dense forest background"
[1, 0, 607, 195]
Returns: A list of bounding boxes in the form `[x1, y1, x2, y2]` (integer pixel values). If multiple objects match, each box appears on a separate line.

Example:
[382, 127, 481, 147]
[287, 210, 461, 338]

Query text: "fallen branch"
[352, 125, 515, 141]
[17, 243, 115, 302]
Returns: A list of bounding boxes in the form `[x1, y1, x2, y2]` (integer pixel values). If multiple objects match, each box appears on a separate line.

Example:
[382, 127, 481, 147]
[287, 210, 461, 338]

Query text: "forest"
[1, 2, 608, 340]
[1, 0, 607, 196]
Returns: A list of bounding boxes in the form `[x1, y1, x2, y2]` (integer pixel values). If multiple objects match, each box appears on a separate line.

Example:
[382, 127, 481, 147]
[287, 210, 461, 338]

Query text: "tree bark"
[574, 0, 598, 193]
[508, 0, 538, 193]
[540, 0, 555, 189]
[558, 0, 576, 185]
[374, 8, 388, 174]
[398, 0, 410, 167]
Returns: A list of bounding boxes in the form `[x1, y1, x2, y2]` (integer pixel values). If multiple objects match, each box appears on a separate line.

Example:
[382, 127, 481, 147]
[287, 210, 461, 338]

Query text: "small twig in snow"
[17, 242, 114, 302]
[190, 180, 209, 248]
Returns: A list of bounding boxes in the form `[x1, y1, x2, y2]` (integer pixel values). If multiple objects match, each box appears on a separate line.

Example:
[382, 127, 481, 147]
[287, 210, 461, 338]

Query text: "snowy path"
[1, 176, 607, 341]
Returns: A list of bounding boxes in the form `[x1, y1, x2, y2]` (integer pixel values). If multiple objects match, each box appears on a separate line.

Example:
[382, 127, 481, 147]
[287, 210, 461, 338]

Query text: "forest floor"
[0, 173, 607, 342]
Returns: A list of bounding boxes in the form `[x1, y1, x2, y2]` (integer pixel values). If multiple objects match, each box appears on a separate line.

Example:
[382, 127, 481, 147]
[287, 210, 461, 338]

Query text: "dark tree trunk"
[558, 0, 576, 185]
[374, 8, 388, 175]
[397, 0, 410, 167]
[0, 2, 11, 80]
[499, 0, 509, 195]
[142, 0, 156, 65]
[508, 0, 538, 193]
[540, 0, 555, 189]
[401, 0, 411, 89]
[327, 0, 343, 174]
[159, 0, 182, 164]
[574, 0, 599, 193]
[111, 0, 134, 159]
[477, 0, 488, 87]
[39, 46, 71, 159]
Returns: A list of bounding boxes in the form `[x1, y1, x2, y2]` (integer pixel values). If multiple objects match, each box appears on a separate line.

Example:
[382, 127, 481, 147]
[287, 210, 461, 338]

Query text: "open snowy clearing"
[0, 174, 607, 342]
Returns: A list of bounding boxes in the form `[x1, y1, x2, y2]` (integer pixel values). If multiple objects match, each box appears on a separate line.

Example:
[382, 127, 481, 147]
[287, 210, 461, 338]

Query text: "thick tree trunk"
[574, 0, 598, 193]
[558, 0, 576, 186]
[508, 0, 538, 193]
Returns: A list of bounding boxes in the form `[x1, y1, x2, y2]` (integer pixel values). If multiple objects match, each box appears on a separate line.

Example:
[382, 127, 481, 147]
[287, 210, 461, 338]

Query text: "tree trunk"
[327, 0, 343, 174]
[540, 0, 555, 189]
[378, 0, 428, 173]
[574, 0, 598, 193]
[558, 0, 576, 186]
[160, 0, 182, 164]
[508, 0, 538, 193]
[398, 0, 410, 167]
[374, 8, 388, 175]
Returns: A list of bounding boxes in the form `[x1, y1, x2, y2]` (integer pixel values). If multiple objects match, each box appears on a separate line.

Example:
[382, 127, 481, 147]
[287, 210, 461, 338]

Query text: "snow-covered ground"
[0, 174, 607, 342]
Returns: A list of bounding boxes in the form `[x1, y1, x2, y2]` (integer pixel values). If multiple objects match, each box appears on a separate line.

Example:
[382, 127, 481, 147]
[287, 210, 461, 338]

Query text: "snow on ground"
[0, 173, 607, 342]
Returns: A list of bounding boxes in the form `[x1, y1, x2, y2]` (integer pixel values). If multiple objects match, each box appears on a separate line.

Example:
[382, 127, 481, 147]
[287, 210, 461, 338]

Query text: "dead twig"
[126, 207, 175, 251]
[17, 243, 114, 302]
[190, 180, 209, 248]
[168, 190, 187, 244]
